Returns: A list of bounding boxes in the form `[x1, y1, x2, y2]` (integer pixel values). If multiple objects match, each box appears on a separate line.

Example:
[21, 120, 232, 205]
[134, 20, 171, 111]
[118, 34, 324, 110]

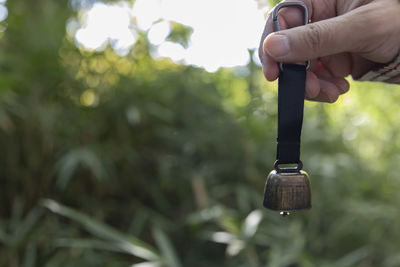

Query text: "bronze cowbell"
[263, 161, 311, 214]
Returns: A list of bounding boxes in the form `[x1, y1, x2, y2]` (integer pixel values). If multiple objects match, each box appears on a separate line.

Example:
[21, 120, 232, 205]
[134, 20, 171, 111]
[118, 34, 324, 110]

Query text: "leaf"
[210, 231, 235, 244]
[166, 22, 193, 49]
[152, 227, 182, 267]
[9, 206, 44, 246]
[55, 148, 107, 189]
[130, 262, 162, 267]
[55, 238, 139, 254]
[22, 241, 37, 267]
[42, 199, 159, 261]
[333, 247, 369, 267]
[241, 210, 263, 239]
[226, 239, 245, 256]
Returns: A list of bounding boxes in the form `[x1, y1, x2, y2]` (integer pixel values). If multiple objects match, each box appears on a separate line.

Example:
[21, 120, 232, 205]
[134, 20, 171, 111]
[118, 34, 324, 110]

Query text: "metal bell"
[263, 167, 311, 212]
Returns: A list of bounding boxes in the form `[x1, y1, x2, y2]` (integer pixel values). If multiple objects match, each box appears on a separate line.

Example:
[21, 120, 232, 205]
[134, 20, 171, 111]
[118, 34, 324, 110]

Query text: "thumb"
[263, 14, 360, 62]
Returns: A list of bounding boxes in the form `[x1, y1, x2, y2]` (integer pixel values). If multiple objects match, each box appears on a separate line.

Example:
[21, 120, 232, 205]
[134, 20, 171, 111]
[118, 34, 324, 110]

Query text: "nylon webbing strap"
[276, 64, 306, 164]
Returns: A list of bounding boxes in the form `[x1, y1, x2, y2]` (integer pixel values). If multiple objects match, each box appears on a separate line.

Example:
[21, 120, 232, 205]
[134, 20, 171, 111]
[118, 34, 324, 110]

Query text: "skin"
[259, 0, 400, 103]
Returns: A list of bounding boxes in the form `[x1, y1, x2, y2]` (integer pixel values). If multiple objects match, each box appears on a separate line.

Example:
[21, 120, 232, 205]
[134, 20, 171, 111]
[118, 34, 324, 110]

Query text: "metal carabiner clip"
[272, 2, 310, 71]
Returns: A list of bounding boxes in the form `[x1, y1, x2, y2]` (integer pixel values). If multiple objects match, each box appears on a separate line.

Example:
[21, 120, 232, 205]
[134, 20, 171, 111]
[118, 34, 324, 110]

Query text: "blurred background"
[1, 0, 400, 266]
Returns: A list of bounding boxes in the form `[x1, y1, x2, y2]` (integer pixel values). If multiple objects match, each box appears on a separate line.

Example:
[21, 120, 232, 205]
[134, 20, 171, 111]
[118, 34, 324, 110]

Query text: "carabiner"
[272, 2, 310, 71]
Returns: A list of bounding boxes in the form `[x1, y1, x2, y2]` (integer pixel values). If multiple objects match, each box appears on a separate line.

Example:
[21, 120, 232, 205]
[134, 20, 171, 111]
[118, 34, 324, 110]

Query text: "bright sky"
[74, 0, 268, 72]
[0, 0, 8, 22]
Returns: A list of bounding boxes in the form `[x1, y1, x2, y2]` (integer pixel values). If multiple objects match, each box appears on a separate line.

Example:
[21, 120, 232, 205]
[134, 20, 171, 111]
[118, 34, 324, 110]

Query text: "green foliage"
[166, 22, 193, 49]
[2, 1, 400, 267]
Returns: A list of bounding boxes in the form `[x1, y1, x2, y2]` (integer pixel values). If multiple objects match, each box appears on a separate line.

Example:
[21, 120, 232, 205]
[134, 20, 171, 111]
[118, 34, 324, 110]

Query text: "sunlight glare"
[0, 4, 7, 22]
[76, 0, 267, 71]
[158, 42, 185, 62]
[147, 21, 171, 46]
[75, 2, 137, 54]
[158, 0, 266, 71]
[132, 0, 162, 30]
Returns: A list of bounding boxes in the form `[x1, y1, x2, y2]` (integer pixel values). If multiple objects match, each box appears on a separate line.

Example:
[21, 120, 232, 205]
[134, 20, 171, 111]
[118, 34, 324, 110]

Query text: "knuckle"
[303, 23, 325, 51]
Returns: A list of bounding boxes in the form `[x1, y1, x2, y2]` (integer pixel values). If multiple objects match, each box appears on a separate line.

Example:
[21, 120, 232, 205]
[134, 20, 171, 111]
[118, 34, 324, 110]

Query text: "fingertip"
[337, 78, 350, 94]
[263, 58, 279, 81]
[321, 76, 350, 95]
[305, 71, 320, 99]
[310, 90, 338, 103]
[327, 92, 339, 103]
[263, 32, 290, 60]
[320, 79, 340, 103]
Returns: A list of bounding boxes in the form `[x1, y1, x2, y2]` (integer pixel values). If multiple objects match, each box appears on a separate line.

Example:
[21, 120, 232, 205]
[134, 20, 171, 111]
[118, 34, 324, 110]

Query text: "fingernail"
[265, 34, 290, 58]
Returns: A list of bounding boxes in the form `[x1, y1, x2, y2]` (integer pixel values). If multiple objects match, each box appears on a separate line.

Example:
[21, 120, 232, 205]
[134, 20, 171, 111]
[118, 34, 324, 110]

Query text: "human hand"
[259, 0, 400, 103]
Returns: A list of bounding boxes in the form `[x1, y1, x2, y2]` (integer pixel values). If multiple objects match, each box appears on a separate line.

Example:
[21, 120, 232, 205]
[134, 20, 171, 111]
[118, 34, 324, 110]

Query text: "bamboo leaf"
[55, 238, 138, 254]
[130, 262, 162, 267]
[152, 227, 182, 267]
[241, 210, 263, 239]
[42, 199, 159, 261]
[10, 207, 44, 246]
[55, 148, 107, 189]
[22, 241, 37, 267]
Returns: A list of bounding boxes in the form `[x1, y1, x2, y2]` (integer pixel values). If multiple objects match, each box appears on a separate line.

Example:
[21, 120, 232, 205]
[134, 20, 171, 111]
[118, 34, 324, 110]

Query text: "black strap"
[276, 64, 306, 165]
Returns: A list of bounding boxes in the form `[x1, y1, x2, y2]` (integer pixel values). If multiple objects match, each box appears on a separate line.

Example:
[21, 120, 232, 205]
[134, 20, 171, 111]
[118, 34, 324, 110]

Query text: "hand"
[259, 0, 400, 103]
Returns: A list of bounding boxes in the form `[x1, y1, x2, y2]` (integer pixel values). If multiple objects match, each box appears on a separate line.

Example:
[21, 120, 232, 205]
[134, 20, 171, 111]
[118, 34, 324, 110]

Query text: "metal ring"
[273, 2, 310, 72]
[272, 2, 308, 32]
[279, 61, 310, 72]
[274, 160, 303, 173]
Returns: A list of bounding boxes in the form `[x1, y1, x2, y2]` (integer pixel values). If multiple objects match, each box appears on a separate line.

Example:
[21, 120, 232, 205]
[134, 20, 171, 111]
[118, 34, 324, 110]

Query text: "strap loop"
[274, 160, 303, 173]
[276, 64, 306, 166]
